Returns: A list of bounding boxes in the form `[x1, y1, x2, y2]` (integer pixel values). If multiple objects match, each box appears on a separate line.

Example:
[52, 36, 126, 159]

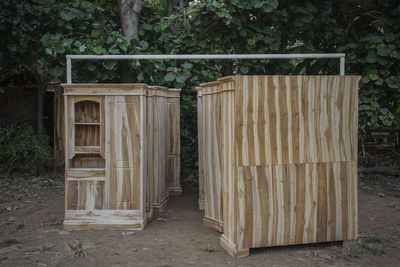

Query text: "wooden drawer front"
[66, 170, 105, 180]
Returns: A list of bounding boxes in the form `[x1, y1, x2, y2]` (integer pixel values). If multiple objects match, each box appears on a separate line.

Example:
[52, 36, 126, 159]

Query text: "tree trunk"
[118, 0, 143, 40]
[167, 0, 177, 33]
[179, 0, 185, 19]
[118, 0, 143, 82]
[167, 0, 174, 16]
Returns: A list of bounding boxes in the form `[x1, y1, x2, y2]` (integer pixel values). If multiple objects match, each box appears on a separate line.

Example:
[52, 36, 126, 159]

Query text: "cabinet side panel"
[235, 76, 360, 166]
[202, 86, 223, 224]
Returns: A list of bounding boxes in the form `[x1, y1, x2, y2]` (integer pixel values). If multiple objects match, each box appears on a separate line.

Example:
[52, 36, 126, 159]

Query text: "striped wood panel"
[196, 88, 205, 210]
[201, 84, 224, 227]
[233, 162, 357, 249]
[146, 92, 154, 215]
[151, 92, 168, 208]
[63, 84, 151, 230]
[66, 180, 105, 210]
[197, 75, 361, 255]
[234, 75, 359, 166]
[108, 96, 141, 210]
[165, 94, 181, 193]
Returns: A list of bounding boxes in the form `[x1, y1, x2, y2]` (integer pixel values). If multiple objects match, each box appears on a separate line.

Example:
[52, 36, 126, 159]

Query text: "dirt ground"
[1, 172, 400, 267]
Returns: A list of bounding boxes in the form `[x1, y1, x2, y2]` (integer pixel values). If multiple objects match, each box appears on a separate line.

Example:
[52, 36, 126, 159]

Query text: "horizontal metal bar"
[67, 53, 345, 60]
[66, 53, 346, 84]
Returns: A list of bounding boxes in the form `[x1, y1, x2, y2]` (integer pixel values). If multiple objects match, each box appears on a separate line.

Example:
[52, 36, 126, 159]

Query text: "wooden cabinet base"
[220, 235, 250, 257]
[64, 215, 147, 230]
[203, 216, 223, 233]
[153, 194, 169, 212]
[64, 222, 144, 231]
[343, 240, 358, 248]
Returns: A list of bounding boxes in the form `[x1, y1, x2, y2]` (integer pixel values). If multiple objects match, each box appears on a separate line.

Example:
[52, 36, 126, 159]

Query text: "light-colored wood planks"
[147, 86, 168, 211]
[62, 83, 180, 230]
[108, 95, 141, 210]
[66, 180, 105, 210]
[198, 75, 360, 256]
[196, 88, 205, 210]
[234, 76, 359, 166]
[232, 162, 358, 249]
[198, 82, 229, 230]
[165, 89, 181, 195]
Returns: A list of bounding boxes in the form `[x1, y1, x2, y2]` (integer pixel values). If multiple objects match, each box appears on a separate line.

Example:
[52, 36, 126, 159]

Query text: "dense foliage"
[1, 0, 399, 172]
[0, 123, 51, 176]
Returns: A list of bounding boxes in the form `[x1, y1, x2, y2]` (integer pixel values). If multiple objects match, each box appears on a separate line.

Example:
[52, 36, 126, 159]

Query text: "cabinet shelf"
[75, 146, 100, 154]
[75, 122, 100, 125]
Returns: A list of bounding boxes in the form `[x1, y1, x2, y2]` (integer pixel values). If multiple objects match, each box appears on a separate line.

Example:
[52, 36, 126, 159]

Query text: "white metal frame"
[66, 53, 345, 84]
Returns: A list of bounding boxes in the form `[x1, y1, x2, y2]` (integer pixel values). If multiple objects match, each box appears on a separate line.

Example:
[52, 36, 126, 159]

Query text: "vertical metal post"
[66, 57, 72, 84]
[340, 56, 345, 75]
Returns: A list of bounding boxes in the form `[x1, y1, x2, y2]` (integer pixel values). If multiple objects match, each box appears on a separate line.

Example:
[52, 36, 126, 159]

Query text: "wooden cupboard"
[62, 84, 180, 230]
[197, 75, 360, 256]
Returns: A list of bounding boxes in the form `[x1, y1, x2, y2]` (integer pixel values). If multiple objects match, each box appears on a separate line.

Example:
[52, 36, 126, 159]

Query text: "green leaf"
[240, 66, 249, 74]
[103, 60, 116, 70]
[54, 43, 65, 53]
[119, 43, 128, 51]
[45, 48, 53, 55]
[93, 46, 106, 54]
[142, 23, 153, 30]
[248, 39, 256, 46]
[384, 32, 396, 42]
[377, 47, 391, 57]
[50, 66, 64, 77]
[386, 76, 400, 89]
[60, 11, 74, 21]
[182, 62, 193, 69]
[368, 74, 379, 81]
[73, 40, 82, 47]
[139, 40, 149, 50]
[198, 40, 206, 48]
[366, 50, 377, 63]
[79, 45, 86, 52]
[164, 72, 175, 82]
[108, 48, 119, 54]
[176, 74, 187, 83]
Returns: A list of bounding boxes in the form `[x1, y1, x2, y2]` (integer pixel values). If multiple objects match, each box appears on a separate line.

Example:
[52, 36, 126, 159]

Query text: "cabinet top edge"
[198, 75, 361, 88]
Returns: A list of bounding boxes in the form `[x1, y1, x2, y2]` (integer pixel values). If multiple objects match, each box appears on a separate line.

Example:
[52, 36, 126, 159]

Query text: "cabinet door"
[108, 96, 141, 210]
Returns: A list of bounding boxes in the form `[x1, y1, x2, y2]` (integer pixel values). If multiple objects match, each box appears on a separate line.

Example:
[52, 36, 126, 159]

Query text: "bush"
[0, 123, 51, 176]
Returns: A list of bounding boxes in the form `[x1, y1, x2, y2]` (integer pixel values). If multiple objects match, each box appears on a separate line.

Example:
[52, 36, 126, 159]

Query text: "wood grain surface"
[198, 75, 360, 256]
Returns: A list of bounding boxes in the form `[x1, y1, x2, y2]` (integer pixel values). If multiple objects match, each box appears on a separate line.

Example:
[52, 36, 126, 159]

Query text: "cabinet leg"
[220, 234, 250, 257]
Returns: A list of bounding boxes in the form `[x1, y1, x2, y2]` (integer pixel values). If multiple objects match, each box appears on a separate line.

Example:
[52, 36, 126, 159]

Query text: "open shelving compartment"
[71, 100, 105, 169]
